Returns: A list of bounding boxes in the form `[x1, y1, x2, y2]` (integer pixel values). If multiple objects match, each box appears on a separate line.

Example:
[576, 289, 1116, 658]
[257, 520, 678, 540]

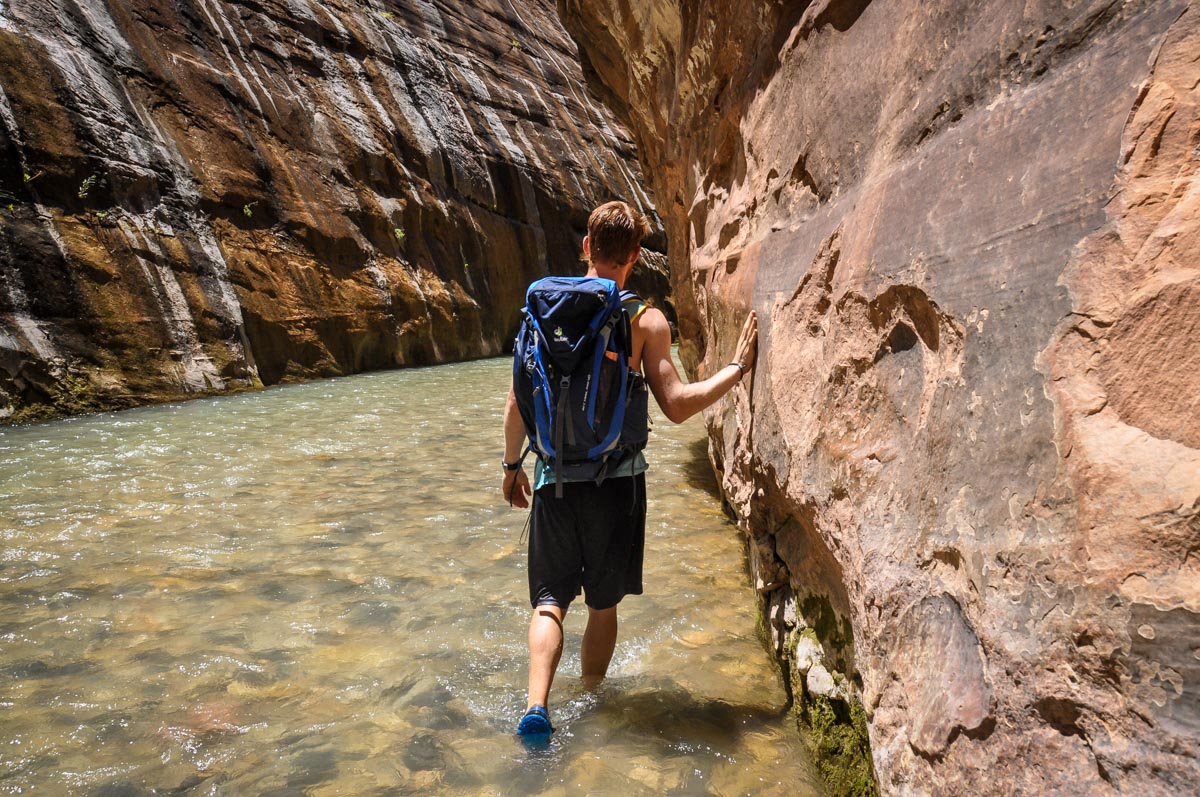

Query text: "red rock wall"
[560, 0, 1199, 793]
[0, 0, 665, 420]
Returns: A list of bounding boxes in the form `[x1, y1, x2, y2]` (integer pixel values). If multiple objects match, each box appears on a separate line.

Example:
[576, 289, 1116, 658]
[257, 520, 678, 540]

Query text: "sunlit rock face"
[0, 0, 665, 420]
[560, 0, 1199, 793]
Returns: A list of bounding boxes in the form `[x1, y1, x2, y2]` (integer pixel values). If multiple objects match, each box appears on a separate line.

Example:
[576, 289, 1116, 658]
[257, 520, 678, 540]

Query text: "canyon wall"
[560, 0, 1199, 794]
[0, 0, 665, 421]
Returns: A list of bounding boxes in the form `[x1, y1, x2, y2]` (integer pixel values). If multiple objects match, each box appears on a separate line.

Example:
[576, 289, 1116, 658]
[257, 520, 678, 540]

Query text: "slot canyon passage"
[1, 1, 1199, 796]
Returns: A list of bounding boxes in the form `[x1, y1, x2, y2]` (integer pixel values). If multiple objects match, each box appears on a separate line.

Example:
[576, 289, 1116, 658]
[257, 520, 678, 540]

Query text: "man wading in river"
[500, 200, 758, 736]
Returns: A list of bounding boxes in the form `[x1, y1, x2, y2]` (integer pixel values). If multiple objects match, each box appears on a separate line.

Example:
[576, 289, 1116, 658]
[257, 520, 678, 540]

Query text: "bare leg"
[580, 605, 618, 688]
[527, 604, 566, 711]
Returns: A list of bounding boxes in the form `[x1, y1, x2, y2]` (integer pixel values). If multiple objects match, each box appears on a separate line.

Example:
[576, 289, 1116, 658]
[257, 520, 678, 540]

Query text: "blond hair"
[586, 201, 648, 266]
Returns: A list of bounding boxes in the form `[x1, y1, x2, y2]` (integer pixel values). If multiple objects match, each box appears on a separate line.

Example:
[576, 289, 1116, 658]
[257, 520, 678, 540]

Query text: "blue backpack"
[512, 276, 650, 497]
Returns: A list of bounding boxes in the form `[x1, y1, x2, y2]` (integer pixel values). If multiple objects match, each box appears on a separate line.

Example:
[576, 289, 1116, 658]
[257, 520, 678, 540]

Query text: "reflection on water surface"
[0, 357, 819, 795]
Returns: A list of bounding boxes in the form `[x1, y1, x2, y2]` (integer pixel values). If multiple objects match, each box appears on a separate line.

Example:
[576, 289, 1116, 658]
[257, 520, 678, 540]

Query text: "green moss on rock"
[800, 694, 878, 797]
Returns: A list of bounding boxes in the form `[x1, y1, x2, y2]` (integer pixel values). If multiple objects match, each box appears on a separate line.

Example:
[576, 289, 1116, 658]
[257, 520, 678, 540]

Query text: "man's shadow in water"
[681, 436, 722, 499]
[514, 678, 791, 783]
[592, 678, 789, 749]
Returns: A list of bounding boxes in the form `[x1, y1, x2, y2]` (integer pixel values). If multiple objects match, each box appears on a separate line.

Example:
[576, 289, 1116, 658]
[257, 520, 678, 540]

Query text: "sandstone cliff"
[0, 0, 665, 420]
[560, 1, 1199, 793]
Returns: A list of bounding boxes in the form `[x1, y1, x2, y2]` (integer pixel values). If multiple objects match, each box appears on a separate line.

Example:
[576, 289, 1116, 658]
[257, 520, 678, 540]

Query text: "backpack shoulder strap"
[620, 290, 647, 323]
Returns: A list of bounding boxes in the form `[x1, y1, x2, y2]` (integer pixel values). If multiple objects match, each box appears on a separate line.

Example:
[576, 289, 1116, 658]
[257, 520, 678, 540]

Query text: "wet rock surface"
[560, 0, 1199, 793]
[0, 0, 666, 420]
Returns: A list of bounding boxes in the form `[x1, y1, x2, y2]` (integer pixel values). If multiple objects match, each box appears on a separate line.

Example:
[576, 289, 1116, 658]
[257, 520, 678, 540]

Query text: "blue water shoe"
[517, 705, 554, 736]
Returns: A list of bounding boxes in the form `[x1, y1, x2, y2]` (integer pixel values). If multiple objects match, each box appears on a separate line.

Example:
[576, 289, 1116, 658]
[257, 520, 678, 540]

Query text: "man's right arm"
[639, 308, 757, 424]
[502, 385, 532, 508]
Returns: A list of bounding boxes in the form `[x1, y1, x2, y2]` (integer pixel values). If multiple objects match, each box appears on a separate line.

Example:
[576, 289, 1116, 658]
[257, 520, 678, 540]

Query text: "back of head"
[587, 201, 649, 267]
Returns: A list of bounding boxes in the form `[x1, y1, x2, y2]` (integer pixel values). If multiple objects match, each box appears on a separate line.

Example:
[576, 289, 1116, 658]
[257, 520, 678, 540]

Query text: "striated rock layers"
[0, 0, 665, 420]
[561, 0, 1199, 794]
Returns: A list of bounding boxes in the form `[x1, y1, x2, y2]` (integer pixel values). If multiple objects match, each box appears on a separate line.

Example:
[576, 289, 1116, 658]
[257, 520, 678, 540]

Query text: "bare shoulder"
[630, 305, 671, 372]
[632, 305, 671, 341]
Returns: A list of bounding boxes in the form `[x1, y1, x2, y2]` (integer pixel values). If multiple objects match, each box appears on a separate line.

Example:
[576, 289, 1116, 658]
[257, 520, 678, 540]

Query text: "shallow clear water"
[0, 357, 820, 796]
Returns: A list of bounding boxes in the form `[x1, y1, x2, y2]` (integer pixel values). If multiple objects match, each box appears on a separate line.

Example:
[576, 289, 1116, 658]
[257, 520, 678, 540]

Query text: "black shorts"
[528, 474, 646, 611]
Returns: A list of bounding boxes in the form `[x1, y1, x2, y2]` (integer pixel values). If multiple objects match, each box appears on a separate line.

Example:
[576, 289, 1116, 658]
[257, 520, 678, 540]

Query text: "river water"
[0, 357, 820, 796]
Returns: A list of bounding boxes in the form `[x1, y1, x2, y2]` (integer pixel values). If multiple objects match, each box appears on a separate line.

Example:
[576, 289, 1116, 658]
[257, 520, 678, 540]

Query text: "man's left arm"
[641, 310, 757, 424]
[502, 385, 532, 508]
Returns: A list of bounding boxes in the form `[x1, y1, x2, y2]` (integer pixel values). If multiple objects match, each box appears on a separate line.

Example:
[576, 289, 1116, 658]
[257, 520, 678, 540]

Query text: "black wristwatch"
[502, 460, 522, 472]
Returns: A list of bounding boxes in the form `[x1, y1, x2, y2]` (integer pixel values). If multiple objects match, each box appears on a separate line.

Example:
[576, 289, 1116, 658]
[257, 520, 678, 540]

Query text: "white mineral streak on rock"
[192, 0, 267, 119]
[217, 1, 283, 121]
[359, 199, 405, 353]
[69, 0, 134, 65]
[515, 129, 553, 274]
[567, 87, 654, 212]
[0, 269, 58, 365]
[22, 24, 153, 170]
[386, 31, 492, 201]
[453, 55, 548, 270]
[119, 216, 224, 392]
[502, 0, 649, 210]
[29, 199, 70, 267]
[0, 0, 13, 32]
[511, 93, 548, 171]
[0, 328, 20, 355]
[190, 224, 243, 326]
[412, 0, 447, 37]
[407, 268, 444, 361]
[205, 0, 284, 120]
[371, 26, 446, 205]
[548, 87, 612, 179]
[281, 0, 319, 31]
[302, 0, 349, 39]
[374, 43, 439, 161]
[518, 82, 588, 200]
[320, 55, 383, 157]
[249, 8, 296, 65]
[118, 82, 256, 379]
[0, 84, 63, 365]
[261, 7, 347, 203]
[364, 259, 392, 302]
[191, 220, 259, 382]
[0, 81, 28, 170]
[452, 54, 491, 100]
[346, 57, 394, 140]
[606, 138, 655, 212]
